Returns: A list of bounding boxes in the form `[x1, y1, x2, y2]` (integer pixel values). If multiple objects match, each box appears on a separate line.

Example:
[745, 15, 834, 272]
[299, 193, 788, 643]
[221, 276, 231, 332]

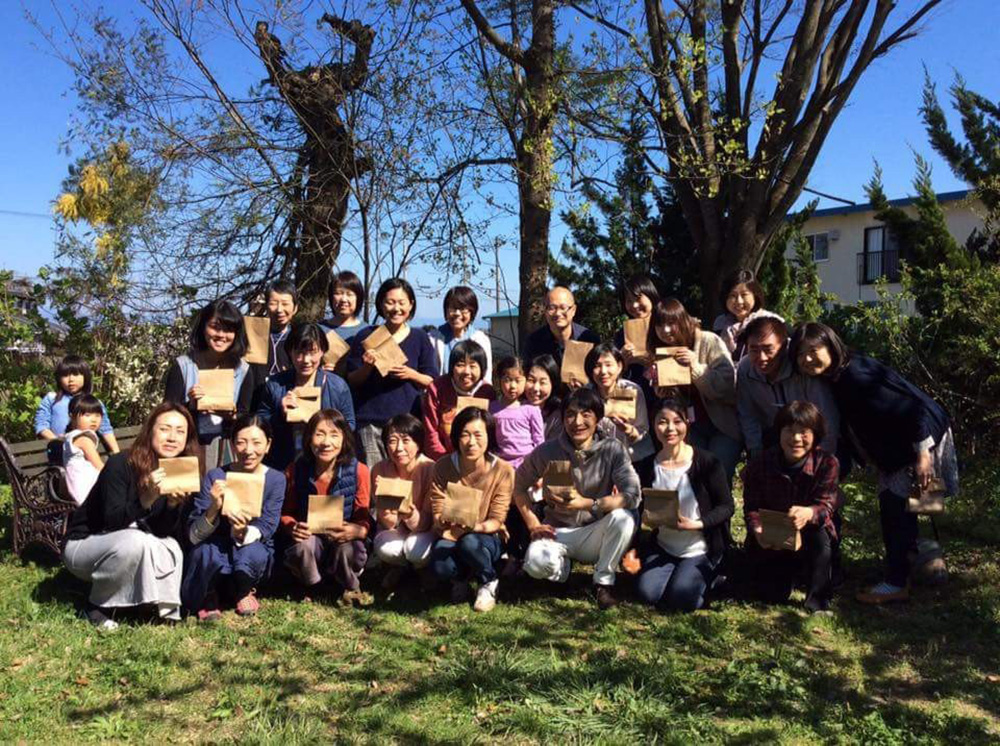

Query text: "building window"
[806, 233, 829, 262]
[858, 225, 902, 285]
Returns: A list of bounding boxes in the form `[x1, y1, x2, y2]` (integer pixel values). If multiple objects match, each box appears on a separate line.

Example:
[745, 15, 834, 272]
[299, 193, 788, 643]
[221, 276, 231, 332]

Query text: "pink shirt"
[490, 401, 545, 469]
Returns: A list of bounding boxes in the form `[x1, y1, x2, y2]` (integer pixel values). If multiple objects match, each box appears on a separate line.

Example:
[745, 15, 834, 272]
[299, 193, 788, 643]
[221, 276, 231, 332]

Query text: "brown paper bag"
[456, 396, 491, 416]
[323, 330, 351, 369]
[286, 385, 322, 424]
[221, 470, 265, 520]
[642, 488, 679, 529]
[560, 340, 594, 386]
[243, 316, 271, 365]
[441, 482, 482, 529]
[308, 494, 344, 533]
[758, 509, 801, 551]
[375, 475, 413, 513]
[623, 317, 651, 361]
[655, 347, 692, 387]
[363, 326, 409, 376]
[159, 456, 201, 496]
[197, 368, 237, 411]
[605, 386, 638, 420]
[907, 477, 947, 514]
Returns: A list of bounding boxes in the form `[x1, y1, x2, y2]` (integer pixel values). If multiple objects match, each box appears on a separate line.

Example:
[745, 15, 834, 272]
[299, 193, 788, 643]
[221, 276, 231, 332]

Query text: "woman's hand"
[187, 385, 204, 403]
[610, 417, 638, 441]
[291, 521, 312, 543]
[914, 450, 934, 490]
[565, 377, 586, 391]
[230, 516, 249, 543]
[530, 523, 557, 541]
[361, 350, 378, 368]
[788, 505, 814, 530]
[378, 508, 400, 531]
[676, 515, 704, 531]
[281, 391, 298, 414]
[207, 480, 226, 519]
[621, 342, 636, 366]
[150, 467, 167, 492]
[672, 348, 694, 367]
[326, 523, 364, 543]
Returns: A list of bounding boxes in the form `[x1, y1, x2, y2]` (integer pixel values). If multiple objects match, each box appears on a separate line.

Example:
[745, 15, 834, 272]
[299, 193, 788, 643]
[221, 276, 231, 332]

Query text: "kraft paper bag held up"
[197, 368, 237, 411]
[286, 385, 321, 424]
[907, 477, 947, 514]
[757, 508, 802, 551]
[308, 494, 344, 533]
[605, 386, 638, 420]
[375, 475, 413, 513]
[363, 325, 409, 377]
[542, 460, 578, 520]
[455, 396, 491, 416]
[158, 457, 201, 496]
[243, 316, 271, 365]
[623, 317, 651, 362]
[655, 347, 693, 387]
[323, 331, 351, 370]
[441, 482, 482, 530]
[221, 470, 265, 520]
[642, 488, 679, 529]
[560, 340, 594, 386]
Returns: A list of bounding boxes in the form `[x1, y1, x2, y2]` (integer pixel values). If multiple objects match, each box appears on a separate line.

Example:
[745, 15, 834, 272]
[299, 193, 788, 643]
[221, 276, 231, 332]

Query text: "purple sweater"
[490, 401, 545, 469]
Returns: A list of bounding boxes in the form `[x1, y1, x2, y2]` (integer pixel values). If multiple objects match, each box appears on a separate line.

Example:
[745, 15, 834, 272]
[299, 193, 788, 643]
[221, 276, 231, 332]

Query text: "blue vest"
[292, 457, 359, 523]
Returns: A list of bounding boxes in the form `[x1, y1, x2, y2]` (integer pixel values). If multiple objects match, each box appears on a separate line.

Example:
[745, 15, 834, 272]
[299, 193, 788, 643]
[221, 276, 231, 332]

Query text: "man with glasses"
[523, 286, 601, 365]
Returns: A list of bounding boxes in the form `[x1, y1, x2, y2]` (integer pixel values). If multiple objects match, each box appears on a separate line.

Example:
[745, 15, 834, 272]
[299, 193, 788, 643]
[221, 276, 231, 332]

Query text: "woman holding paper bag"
[62, 403, 199, 629]
[320, 270, 370, 344]
[164, 299, 254, 470]
[281, 409, 372, 605]
[648, 299, 741, 482]
[422, 340, 495, 459]
[428, 407, 514, 613]
[257, 323, 356, 471]
[613, 274, 661, 396]
[182, 415, 286, 620]
[585, 343, 655, 474]
[636, 399, 734, 613]
[741, 401, 840, 614]
[346, 278, 438, 467]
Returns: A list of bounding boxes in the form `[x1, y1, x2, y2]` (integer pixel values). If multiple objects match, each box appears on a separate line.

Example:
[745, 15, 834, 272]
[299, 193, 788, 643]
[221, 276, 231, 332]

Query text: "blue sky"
[2, 0, 998, 321]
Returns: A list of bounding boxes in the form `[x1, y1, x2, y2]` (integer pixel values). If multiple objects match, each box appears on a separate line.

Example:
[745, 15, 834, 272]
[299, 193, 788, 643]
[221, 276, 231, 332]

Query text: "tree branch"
[459, 0, 525, 65]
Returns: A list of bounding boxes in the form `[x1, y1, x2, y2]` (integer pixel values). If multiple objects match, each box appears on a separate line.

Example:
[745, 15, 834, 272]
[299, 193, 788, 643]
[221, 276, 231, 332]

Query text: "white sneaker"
[473, 579, 499, 612]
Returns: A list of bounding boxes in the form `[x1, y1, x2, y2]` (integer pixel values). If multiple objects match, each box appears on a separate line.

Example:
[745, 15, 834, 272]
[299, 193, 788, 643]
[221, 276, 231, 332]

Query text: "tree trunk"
[516, 164, 551, 347]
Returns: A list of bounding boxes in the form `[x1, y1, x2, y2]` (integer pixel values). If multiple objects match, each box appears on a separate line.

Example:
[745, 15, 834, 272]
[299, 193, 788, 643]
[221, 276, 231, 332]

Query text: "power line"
[0, 209, 51, 220]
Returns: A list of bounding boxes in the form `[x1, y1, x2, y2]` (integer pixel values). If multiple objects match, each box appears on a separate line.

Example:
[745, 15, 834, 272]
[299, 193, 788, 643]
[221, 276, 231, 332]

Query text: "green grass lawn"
[1, 470, 998, 744]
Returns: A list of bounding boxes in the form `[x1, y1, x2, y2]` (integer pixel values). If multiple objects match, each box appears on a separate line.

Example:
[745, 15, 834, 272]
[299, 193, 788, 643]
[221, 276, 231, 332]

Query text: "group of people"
[36, 269, 958, 629]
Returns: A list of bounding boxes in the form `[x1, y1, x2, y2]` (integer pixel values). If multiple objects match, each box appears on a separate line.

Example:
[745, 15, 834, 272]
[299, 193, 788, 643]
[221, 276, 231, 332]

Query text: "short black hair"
[284, 322, 329, 356]
[190, 299, 248, 360]
[443, 285, 479, 322]
[375, 277, 417, 320]
[268, 279, 299, 305]
[448, 340, 487, 378]
[69, 393, 103, 419]
[230, 414, 273, 442]
[449, 405, 496, 454]
[774, 400, 827, 447]
[620, 274, 661, 316]
[585, 342, 624, 386]
[744, 315, 788, 345]
[719, 269, 766, 312]
[494, 355, 525, 384]
[329, 270, 365, 316]
[55, 355, 93, 396]
[381, 413, 425, 453]
[561, 386, 605, 421]
[789, 322, 851, 378]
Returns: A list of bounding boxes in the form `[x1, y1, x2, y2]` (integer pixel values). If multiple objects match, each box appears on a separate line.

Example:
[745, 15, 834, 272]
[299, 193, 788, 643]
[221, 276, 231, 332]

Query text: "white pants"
[523, 509, 635, 586]
[373, 528, 435, 569]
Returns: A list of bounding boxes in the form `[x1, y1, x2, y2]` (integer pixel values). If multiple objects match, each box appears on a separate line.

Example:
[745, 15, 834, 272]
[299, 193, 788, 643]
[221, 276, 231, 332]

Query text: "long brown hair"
[649, 298, 698, 350]
[128, 402, 198, 491]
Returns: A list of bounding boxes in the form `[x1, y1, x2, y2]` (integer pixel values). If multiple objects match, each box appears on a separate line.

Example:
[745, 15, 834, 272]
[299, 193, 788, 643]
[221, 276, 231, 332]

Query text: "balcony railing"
[857, 249, 901, 285]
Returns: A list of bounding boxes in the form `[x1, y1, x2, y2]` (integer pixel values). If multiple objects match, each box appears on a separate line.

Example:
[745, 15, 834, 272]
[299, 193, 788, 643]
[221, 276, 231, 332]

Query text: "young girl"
[790, 322, 957, 605]
[712, 270, 785, 361]
[428, 407, 514, 613]
[650, 299, 742, 482]
[489, 357, 544, 469]
[257, 322, 356, 471]
[62, 403, 199, 629]
[345, 277, 438, 467]
[637, 399, 734, 612]
[429, 286, 494, 382]
[614, 274, 661, 392]
[282, 409, 372, 605]
[524, 354, 565, 441]
[371, 414, 437, 589]
[321, 270, 370, 345]
[183, 415, 286, 620]
[741, 401, 840, 613]
[164, 299, 254, 470]
[35, 355, 118, 453]
[62, 394, 106, 505]
[422, 340, 495, 459]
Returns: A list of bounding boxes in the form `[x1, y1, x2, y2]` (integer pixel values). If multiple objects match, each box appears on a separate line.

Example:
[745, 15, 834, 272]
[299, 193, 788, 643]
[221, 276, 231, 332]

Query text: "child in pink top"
[490, 357, 544, 469]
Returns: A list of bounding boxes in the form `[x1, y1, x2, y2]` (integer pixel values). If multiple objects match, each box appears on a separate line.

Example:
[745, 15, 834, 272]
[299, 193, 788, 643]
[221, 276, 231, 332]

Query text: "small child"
[62, 394, 106, 505]
[34, 355, 119, 453]
[490, 357, 544, 469]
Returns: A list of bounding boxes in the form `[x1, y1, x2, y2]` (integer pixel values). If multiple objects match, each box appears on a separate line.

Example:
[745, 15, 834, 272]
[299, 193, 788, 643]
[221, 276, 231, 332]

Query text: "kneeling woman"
[281, 409, 371, 603]
[182, 415, 286, 620]
[62, 403, 199, 629]
[741, 401, 841, 613]
[428, 407, 514, 613]
[637, 399, 734, 612]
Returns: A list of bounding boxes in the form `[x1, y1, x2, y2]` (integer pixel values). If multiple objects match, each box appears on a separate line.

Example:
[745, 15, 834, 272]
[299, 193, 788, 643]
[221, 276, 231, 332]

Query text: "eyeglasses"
[546, 304, 575, 314]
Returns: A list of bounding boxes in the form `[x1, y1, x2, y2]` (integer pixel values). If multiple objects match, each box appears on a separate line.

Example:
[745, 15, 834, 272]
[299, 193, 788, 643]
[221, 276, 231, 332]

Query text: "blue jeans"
[637, 544, 716, 612]
[430, 533, 503, 584]
[688, 418, 742, 484]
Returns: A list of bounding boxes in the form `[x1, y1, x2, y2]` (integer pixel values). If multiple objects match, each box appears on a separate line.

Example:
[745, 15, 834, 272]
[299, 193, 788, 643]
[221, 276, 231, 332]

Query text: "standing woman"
[649, 299, 742, 482]
[614, 274, 661, 392]
[345, 278, 438, 466]
[524, 354, 566, 441]
[62, 403, 199, 629]
[712, 270, 784, 361]
[257, 322, 356, 471]
[637, 399, 734, 612]
[428, 407, 514, 613]
[321, 270, 370, 345]
[790, 322, 958, 605]
[182, 415, 286, 620]
[429, 286, 494, 382]
[164, 299, 254, 470]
